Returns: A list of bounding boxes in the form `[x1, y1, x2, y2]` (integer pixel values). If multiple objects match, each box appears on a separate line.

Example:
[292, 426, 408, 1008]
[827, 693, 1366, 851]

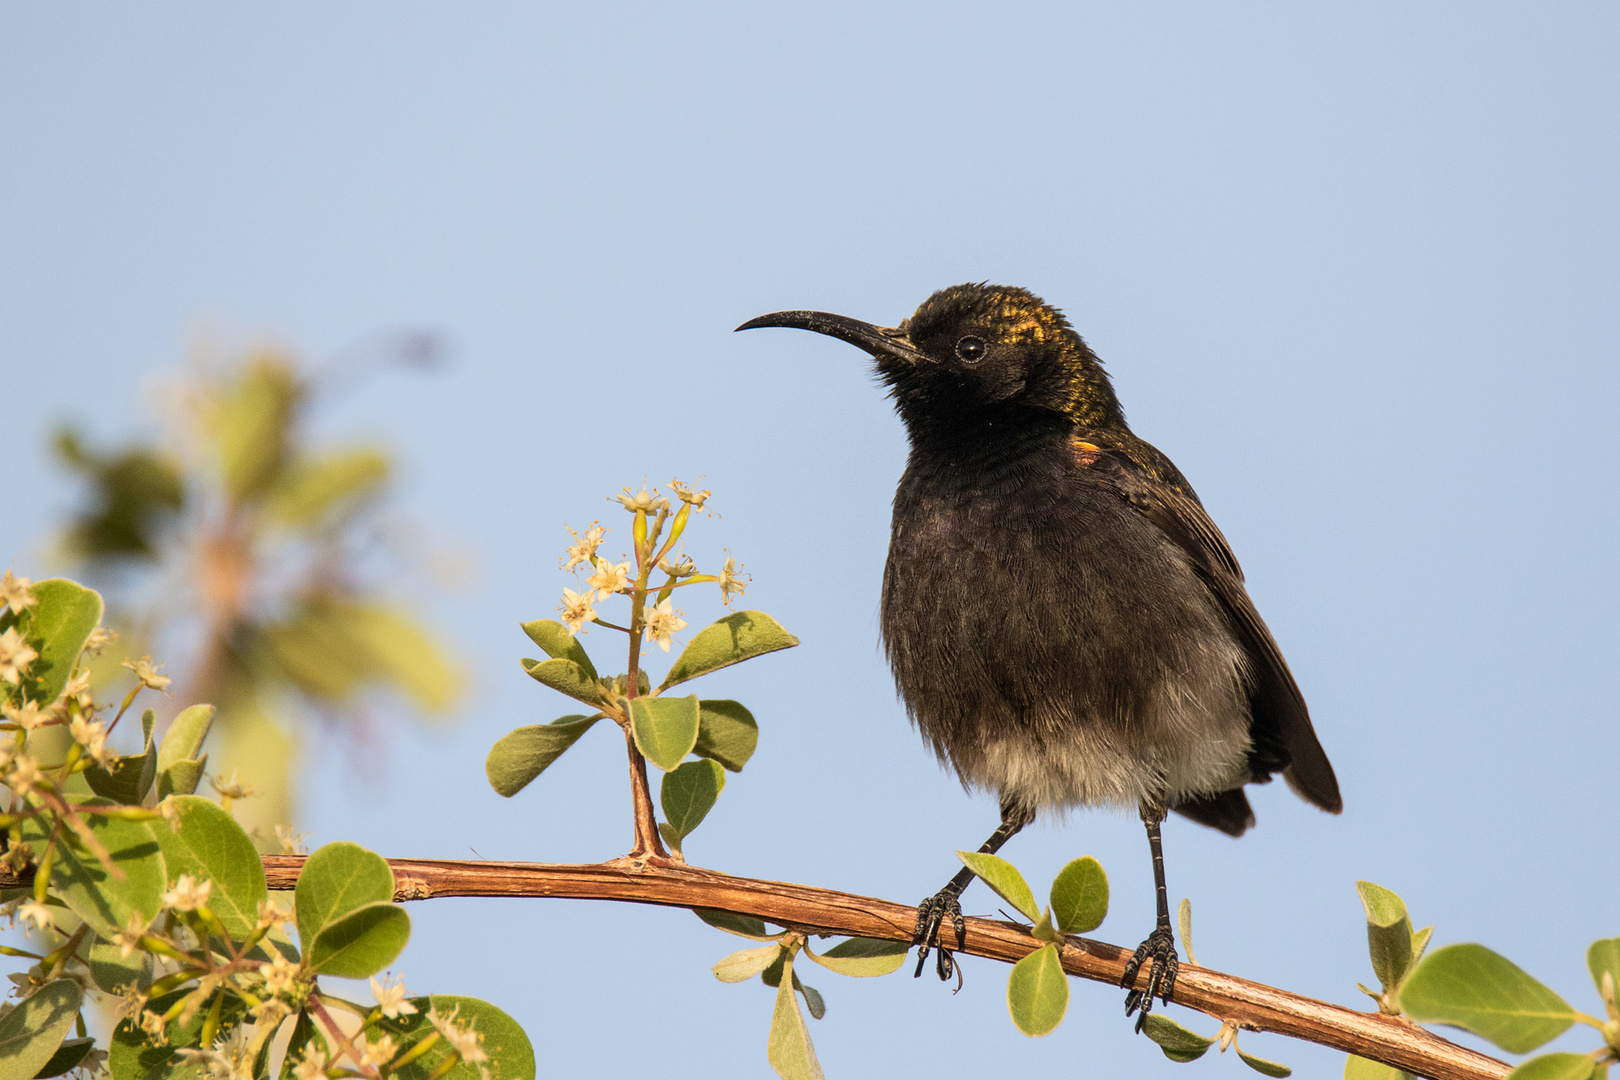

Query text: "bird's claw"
[1120, 926, 1179, 1030]
[912, 890, 967, 981]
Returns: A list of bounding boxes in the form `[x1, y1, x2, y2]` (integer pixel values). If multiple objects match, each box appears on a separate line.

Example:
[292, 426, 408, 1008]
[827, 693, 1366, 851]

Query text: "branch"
[256, 854, 1507, 1080]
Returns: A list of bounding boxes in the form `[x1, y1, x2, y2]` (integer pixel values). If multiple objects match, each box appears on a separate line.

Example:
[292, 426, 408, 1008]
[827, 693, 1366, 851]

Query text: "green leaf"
[796, 976, 825, 1021]
[484, 716, 603, 797]
[307, 900, 411, 978]
[87, 935, 152, 994]
[1357, 881, 1415, 992]
[713, 944, 782, 983]
[374, 996, 534, 1080]
[151, 795, 267, 939]
[693, 699, 759, 772]
[1400, 944, 1576, 1053]
[4, 579, 103, 707]
[33, 1036, 95, 1079]
[766, 955, 825, 1080]
[156, 704, 215, 776]
[111, 989, 248, 1080]
[277, 1011, 321, 1080]
[1238, 1048, 1294, 1077]
[1141, 1014, 1214, 1062]
[661, 610, 799, 690]
[629, 695, 701, 772]
[294, 841, 396, 955]
[264, 600, 462, 712]
[956, 851, 1040, 923]
[20, 812, 164, 939]
[1030, 908, 1060, 942]
[520, 620, 598, 680]
[657, 822, 683, 854]
[660, 759, 725, 841]
[215, 355, 297, 501]
[521, 657, 602, 706]
[85, 707, 157, 806]
[1507, 1055, 1598, 1080]
[1411, 925, 1435, 966]
[1344, 1054, 1415, 1080]
[1006, 944, 1069, 1036]
[335, 603, 462, 712]
[1049, 856, 1108, 935]
[804, 937, 909, 978]
[266, 446, 391, 528]
[1587, 937, 1620, 1000]
[694, 908, 780, 940]
[155, 756, 207, 799]
[0, 981, 83, 1080]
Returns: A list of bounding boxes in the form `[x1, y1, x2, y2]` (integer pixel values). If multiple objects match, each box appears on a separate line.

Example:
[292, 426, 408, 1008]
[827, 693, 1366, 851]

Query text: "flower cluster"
[552, 482, 747, 653]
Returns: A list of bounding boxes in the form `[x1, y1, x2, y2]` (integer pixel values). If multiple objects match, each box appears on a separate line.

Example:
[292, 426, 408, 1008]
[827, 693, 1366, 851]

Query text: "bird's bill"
[735, 310, 928, 364]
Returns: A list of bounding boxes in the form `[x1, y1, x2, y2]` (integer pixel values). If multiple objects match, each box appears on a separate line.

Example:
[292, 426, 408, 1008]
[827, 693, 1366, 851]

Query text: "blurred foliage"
[49, 344, 463, 844]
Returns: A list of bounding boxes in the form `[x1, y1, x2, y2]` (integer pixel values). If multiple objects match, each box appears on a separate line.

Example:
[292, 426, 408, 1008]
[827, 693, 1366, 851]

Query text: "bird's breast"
[880, 456, 1254, 812]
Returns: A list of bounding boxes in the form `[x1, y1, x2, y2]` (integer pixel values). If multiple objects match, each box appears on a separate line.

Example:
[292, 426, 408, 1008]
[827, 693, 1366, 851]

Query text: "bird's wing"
[1078, 436, 1343, 815]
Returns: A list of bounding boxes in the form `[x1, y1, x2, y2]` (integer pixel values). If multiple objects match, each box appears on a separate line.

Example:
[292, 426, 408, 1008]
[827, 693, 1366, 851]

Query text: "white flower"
[83, 625, 116, 655]
[429, 1007, 487, 1064]
[259, 951, 300, 996]
[642, 598, 687, 653]
[370, 975, 418, 1019]
[138, 1008, 168, 1040]
[558, 586, 596, 637]
[256, 898, 292, 930]
[717, 554, 748, 605]
[69, 715, 114, 766]
[209, 770, 256, 801]
[7, 756, 44, 797]
[671, 482, 710, 509]
[62, 670, 94, 710]
[585, 560, 632, 600]
[358, 1033, 398, 1068]
[0, 571, 36, 615]
[0, 628, 38, 685]
[113, 913, 149, 958]
[289, 1047, 327, 1080]
[161, 874, 212, 913]
[2, 699, 49, 731]
[561, 524, 605, 572]
[617, 486, 657, 512]
[273, 824, 308, 855]
[122, 656, 171, 691]
[17, 901, 53, 932]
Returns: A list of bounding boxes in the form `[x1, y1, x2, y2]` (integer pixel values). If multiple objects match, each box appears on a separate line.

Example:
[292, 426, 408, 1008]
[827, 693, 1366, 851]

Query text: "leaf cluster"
[0, 575, 533, 1080]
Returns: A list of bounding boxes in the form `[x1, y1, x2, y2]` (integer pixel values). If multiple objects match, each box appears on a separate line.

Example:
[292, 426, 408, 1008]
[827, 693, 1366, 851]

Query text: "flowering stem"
[388, 1031, 441, 1072]
[103, 684, 143, 738]
[310, 991, 381, 1080]
[622, 526, 667, 863]
[42, 923, 89, 980]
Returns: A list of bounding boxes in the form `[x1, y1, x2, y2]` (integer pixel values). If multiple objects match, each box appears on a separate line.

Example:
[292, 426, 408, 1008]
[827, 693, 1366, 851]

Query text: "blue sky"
[3, 4, 1617, 1077]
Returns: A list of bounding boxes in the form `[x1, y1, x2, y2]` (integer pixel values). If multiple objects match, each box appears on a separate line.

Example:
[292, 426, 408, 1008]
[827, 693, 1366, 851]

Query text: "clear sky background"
[3, 4, 1617, 1077]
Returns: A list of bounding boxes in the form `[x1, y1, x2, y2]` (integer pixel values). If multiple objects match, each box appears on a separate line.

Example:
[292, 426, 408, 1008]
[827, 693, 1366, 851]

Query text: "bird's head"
[738, 283, 1125, 441]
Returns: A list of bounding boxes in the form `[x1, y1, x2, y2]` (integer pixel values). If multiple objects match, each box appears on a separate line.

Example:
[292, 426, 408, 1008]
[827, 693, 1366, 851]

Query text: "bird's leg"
[912, 798, 1033, 981]
[1121, 803, 1179, 1029]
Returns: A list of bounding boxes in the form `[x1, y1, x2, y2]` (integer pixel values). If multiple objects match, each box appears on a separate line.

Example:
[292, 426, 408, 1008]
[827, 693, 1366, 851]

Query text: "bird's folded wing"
[1085, 441, 1343, 815]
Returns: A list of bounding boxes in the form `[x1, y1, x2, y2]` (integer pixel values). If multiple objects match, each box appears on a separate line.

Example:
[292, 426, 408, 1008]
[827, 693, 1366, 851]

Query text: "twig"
[254, 855, 1506, 1080]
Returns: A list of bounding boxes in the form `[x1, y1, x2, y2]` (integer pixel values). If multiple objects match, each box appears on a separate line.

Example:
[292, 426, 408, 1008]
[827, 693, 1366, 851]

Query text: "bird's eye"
[955, 336, 987, 364]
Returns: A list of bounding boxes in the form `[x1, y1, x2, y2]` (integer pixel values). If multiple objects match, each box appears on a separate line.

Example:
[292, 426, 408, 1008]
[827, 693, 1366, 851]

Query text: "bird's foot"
[911, 888, 967, 981]
[1120, 925, 1179, 1030]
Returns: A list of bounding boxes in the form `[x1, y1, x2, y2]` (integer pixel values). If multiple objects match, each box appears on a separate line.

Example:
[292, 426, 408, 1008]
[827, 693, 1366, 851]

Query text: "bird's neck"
[900, 405, 1077, 484]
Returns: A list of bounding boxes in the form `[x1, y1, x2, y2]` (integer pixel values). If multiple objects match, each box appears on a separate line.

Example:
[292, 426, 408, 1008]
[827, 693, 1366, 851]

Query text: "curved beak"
[735, 310, 929, 364]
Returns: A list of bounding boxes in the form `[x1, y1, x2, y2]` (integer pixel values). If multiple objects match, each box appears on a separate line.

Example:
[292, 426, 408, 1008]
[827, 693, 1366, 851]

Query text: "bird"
[736, 283, 1341, 1026]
